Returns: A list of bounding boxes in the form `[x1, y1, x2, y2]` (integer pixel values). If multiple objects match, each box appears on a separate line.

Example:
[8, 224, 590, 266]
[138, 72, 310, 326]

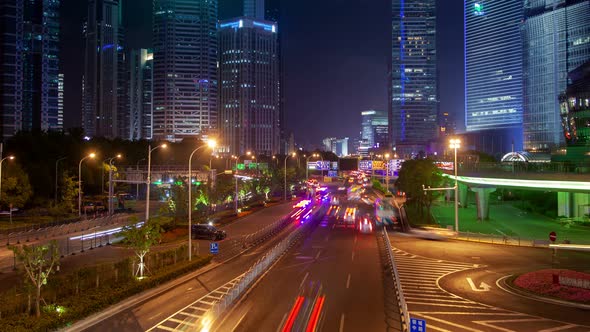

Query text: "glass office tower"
[522, 0, 590, 150]
[390, 0, 438, 156]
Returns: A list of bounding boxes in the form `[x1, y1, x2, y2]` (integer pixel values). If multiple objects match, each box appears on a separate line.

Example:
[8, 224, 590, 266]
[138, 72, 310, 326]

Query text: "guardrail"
[1, 214, 130, 248]
[382, 227, 410, 332]
[197, 205, 325, 330]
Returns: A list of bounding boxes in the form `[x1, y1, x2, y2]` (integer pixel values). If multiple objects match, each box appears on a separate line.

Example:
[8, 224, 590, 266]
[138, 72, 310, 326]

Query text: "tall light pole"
[107, 154, 122, 215]
[188, 139, 216, 261]
[450, 138, 461, 232]
[235, 151, 251, 214]
[284, 152, 296, 201]
[136, 158, 146, 200]
[146, 143, 167, 222]
[54, 156, 67, 205]
[0, 156, 15, 201]
[305, 153, 319, 181]
[78, 153, 96, 217]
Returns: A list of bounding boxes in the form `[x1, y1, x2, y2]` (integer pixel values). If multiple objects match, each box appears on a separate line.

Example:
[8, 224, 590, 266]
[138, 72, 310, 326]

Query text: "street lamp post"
[235, 151, 251, 214]
[284, 153, 296, 201]
[0, 156, 15, 201]
[78, 153, 96, 217]
[136, 158, 146, 200]
[107, 154, 122, 216]
[146, 144, 167, 222]
[54, 157, 67, 205]
[385, 153, 390, 194]
[188, 140, 216, 261]
[450, 138, 461, 232]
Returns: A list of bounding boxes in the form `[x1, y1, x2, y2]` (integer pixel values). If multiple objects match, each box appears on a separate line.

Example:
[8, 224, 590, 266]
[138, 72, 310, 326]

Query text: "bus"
[374, 198, 398, 226]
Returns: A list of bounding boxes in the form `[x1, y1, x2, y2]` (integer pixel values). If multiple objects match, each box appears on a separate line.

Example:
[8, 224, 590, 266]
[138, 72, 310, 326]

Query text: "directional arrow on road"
[466, 277, 491, 292]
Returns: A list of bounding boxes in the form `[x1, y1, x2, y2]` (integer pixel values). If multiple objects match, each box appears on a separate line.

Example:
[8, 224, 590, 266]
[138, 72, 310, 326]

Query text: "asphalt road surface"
[389, 233, 590, 331]
[216, 200, 388, 332]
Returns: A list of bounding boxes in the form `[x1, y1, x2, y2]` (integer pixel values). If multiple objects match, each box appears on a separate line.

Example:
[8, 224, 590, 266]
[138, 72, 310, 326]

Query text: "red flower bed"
[514, 269, 590, 303]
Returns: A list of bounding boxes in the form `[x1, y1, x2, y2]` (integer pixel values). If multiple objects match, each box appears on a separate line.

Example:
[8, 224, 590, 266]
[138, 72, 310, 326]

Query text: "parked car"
[191, 224, 227, 241]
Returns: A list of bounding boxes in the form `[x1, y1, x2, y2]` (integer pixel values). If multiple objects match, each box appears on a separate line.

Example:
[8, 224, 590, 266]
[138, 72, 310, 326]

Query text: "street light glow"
[8, 156, 14, 160]
[116, 154, 122, 158]
[449, 138, 461, 149]
[89, 153, 96, 158]
[207, 139, 217, 148]
[161, 143, 168, 149]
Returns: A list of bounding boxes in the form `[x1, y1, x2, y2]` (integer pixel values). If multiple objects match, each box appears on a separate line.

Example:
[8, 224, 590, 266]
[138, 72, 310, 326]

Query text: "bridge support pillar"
[458, 183, 469, 208]
[558, 192, 573, 218]
[472, 187, 496, 221]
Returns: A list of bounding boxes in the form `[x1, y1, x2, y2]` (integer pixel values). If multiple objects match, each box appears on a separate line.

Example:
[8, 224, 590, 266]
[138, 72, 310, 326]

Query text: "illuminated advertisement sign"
[372, 160, 385, 170]
[435, 161, 454, 171]
[308, 161, 331, 171]
[359, 160, 372, 171]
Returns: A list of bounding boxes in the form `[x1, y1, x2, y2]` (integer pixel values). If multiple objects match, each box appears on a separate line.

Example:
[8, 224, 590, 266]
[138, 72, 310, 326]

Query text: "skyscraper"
[244, 0, 264, 19]
[128, 49, 153, 140]
[390, 0, 438, 156]
[152, 0, 218, 142]
[522, 0, 590, 151]
[359, 110, 389, 156]
[0, 0, 61, 139]
[218, 17, 280, 156]
[82, 0, 126, 138]
[464, 0, 522, 132]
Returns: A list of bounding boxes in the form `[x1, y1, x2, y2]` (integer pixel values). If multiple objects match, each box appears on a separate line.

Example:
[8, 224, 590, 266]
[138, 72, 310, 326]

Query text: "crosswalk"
[147, 273, 245, 332]
[391, 247, 590, 332]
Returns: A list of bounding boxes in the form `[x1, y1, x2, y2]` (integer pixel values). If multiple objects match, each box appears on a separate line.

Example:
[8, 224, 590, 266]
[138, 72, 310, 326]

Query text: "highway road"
[76, 202, 301, 331]
[215, 199, 391, 332]
[389, 234, 590, 331]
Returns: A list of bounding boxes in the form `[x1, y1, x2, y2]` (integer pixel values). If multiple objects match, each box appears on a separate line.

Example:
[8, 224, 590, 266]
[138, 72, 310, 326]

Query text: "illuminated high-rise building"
[359, 110, 389, 156]
[523, 0, 590, 150]
[0, 0, 61, 139]
[82, 0, 126, 138]
[128, 49, 153, 140]
[464, 1, 522, 131]
[390, 0, 438, 156]
[152, 0, 218, 141]
[218, 17, 280, 156]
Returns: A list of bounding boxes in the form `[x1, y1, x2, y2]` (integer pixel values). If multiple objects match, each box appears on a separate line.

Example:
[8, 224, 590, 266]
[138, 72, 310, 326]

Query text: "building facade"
[218, 18, 280, 156]
[465, 0, 522, 132]
[82, 0, 126, 138]
[359, 110, 389, 156]
[522, 0, 590, 151]
[128, 49, 153, 140]
[323, 137, 349, 157]
[0, 0, 61, 139]
[390, 0, 438, 155]
[152, 0, 218, 142]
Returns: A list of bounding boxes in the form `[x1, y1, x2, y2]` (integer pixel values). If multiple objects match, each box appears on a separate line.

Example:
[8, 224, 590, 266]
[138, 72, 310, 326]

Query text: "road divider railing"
[1, 214, 129, 248]
[382, 227, 410, 332]
[197, 205, 326, 330]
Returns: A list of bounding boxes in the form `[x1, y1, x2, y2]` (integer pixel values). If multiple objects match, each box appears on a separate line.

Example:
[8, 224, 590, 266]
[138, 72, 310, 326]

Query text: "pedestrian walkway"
[391, 245, 590, 332]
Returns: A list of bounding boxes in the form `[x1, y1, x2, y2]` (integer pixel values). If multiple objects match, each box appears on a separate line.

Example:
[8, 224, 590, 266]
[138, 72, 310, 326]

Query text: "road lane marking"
[339, 313, 345, 332]
[466, 277, 491, 292]
[231, 311, 248, 332]
[412, 313, 485, 332]
[299, 272, 309, 289]
[315, 250, 321, 260]
[354, 234, 357, 244]
[474, 318, 548, 331]
[325, 235, 330, 242]
[539, 325, 579, 332]
[346, 273, 351, 289]
[351, 251, 355, 261]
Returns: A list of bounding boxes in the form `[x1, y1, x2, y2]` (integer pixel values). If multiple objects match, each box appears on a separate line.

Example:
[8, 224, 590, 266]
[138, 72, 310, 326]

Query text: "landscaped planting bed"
[514, 269, 590, 303]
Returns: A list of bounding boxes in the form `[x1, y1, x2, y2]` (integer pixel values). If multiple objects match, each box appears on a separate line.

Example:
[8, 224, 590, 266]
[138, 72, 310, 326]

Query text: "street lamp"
[188, 139, 216, 261]
[449, 138, 461, 232]
[146, 143, 167, 222]
[0, 156, 15, 201]
[54, 156, 67, 205]
[101, 154, 122, 194]
[235, 151, 252, 214]
[107, 154, 122, 216]
[284, 152, 296, 201]
[305, 153, 319, 181]
[78, 153, 96, 217]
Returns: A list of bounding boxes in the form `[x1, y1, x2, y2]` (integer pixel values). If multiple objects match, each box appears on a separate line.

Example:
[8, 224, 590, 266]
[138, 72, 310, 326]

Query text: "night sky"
[61, 0, 464, 148]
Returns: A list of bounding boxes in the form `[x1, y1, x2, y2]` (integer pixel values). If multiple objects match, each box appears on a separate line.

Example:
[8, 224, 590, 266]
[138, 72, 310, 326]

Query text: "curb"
[496, 275, 590, 310]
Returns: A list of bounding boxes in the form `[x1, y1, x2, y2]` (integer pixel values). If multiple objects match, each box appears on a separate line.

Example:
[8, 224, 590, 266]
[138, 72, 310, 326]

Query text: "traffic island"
[505, 269, 590, 307]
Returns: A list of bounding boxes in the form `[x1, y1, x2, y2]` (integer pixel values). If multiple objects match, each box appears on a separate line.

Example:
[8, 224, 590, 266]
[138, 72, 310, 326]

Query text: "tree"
[120, 216, 162, 279]
[395, 159, 444, 217]
[10, 240, 60, 317]
[0, 163, 33, 209]
[59, 171, 78, 213]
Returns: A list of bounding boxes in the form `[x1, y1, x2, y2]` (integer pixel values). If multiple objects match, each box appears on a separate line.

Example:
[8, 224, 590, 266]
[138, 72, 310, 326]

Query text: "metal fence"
[1, 214, 129, 248]
[196, 206, 325, 330]
[382, 227, 409, 332]
[455, 231, 560, 247]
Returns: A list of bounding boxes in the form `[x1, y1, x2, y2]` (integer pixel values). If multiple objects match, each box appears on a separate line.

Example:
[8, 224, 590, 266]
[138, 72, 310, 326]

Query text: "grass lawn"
[431, 201, 590, 244]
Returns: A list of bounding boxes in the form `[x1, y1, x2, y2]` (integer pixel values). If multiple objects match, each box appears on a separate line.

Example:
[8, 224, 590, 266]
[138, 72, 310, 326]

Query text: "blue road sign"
[209, 242, 219, 254]
[410, 318, 427, 332]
